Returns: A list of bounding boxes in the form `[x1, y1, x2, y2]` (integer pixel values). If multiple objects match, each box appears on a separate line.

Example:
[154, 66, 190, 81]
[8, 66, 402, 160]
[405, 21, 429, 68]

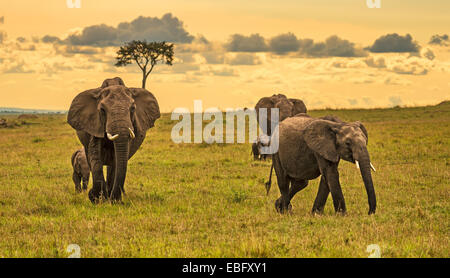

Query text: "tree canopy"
[115, 40, 174, 89]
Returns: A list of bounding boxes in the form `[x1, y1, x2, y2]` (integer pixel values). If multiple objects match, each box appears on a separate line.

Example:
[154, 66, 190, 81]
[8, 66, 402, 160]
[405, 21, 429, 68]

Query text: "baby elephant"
[71, 148, 90, 192]
[251, 135, 271, 161]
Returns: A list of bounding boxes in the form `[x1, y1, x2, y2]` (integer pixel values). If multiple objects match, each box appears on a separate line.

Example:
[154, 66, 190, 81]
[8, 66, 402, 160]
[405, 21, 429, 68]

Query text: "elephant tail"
[264, 163, 274, 195]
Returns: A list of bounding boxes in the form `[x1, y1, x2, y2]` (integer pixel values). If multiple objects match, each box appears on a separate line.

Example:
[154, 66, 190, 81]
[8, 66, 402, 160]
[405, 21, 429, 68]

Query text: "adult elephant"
[269, 114, 376, 215]
[67, 77, 160, 203]
[252, 94, 307, 160]
[255, 94, 307, 136]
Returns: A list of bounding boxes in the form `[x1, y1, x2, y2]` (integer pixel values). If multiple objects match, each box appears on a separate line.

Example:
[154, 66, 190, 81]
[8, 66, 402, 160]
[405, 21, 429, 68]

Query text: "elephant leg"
[273, 154, 291, 213]
[72, 171, 82, 193]
[82, 176, 89, 191]
[88, 138, 105, 203]
[325, 165, 346, 214]
[106, 165, 115, 197]
[289, 179, 308, 202]
[311, 176, 330, 214]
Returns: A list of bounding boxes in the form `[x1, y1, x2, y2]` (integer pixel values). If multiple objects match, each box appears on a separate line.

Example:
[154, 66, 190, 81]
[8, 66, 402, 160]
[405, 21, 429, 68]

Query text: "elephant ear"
[355, 121, 369, 144]
[67, 88, 104, 138]
[289, 98, 308, 115]
[275, 98, 294, 122]
[129, 88, 161, 133]
[304, 120, 340, 163]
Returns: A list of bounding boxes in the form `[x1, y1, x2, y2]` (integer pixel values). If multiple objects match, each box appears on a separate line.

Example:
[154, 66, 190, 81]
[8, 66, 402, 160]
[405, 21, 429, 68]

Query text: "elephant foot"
[109, 190, 122, 203]
[88, 189, 101, 204]
[75, 186, 82, 193]
[311, 208, 325, 216]
[275, 198, 292, 214]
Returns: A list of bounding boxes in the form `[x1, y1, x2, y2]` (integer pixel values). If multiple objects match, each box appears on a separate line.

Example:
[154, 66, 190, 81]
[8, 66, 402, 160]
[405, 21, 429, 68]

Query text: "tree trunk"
[142, 70, 147, 89]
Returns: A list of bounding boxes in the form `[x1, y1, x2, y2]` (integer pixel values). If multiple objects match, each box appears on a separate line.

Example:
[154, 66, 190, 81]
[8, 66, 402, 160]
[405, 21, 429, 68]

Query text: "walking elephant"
[67, 77, 160, 203]
[267, 114, 376, 215]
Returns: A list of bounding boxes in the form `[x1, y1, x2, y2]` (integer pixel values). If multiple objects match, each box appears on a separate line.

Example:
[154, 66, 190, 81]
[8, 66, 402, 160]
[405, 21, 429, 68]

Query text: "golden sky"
[0, 0, 449, 111]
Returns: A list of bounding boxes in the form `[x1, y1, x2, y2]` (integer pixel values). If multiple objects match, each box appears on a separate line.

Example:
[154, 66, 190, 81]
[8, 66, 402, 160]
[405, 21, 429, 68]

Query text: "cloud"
[299, 36, 366, 57]
[40, 62, 73, 76]
[41, 35, 62, 44]
[269, 33, 300, 54]
[53, 44, 103, 56]
[225, 33, 365, 57]
[364, 56, 386, 68]
[389, 96, 403, 107]
[46, 13, 194, 47]
[209, 66, 239, 77]
[429, 34, 449, 46]
[384, 75, 412, 86]
[225, 33, 268, 52]
[202, 51, 225, 64]
[368, 33, 420, 53]
[226, 53, 261, 65]
[2, 59, 34, 74]
[420, 47, 435, 60]
[0, 31, 6, 44]
[387, 56, 430, 75]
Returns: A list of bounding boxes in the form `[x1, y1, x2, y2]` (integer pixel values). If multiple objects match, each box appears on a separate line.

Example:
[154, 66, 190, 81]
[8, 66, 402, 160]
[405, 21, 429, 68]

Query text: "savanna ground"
[0, 103, 448, 258]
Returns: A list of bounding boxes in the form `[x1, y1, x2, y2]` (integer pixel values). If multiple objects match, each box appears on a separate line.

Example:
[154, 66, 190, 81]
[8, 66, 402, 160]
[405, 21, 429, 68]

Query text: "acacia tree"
[115, 40, 174, 89]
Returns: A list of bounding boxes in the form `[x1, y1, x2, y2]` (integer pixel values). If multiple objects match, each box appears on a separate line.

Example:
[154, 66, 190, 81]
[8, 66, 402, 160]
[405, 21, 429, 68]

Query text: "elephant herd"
[68, 77, 377, 215]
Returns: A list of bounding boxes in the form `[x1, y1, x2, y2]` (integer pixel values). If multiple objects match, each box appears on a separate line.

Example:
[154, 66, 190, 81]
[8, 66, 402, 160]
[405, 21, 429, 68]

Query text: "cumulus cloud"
[226, 53, 261, 65]
[368, 33, 420, 53]
[225, 33, 268, 52]
[269, 33, 300, 54]
[225, 33, 365, 57]
[45, 13, 194, 47]
[420, 47, 435, 60]
[53, 44, 103, 56]
[0, 31, 6, 44]
[1, 59, 34, 74]
[364, 56, 386, 68]
[429, 34, 449, 46]
[301, 36, 367, 57]
[41, 35, 62, 44]
[388, 57, 429, 75]
[202, 51, 225, 64]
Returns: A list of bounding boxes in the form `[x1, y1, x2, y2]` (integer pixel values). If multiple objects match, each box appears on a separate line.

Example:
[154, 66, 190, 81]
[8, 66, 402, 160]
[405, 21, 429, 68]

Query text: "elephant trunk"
[354, 146, 376, 215]
[111, 136, 129, 200]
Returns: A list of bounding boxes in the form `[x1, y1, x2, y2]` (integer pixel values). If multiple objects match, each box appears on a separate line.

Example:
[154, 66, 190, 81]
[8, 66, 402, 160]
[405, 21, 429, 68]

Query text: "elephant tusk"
[107, 133, 119, 141]
[355, 160, 360, 169]
[128, 128, 135, 139]
[370, 162, 377, 172]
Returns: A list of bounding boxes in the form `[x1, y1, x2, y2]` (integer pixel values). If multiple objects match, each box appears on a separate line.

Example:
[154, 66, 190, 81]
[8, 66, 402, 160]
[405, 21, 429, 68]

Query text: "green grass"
[0, 104, 448, 258]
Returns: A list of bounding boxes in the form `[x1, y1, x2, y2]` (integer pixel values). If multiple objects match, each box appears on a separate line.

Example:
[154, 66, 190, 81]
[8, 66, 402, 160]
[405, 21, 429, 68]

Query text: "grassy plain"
[0, 103, 448, 257]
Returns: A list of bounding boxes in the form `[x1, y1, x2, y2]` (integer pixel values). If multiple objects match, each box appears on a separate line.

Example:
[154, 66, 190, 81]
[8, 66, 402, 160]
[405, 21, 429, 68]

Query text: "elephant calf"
[252, 136, 271, 161]
[71, 148, 90, 192]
